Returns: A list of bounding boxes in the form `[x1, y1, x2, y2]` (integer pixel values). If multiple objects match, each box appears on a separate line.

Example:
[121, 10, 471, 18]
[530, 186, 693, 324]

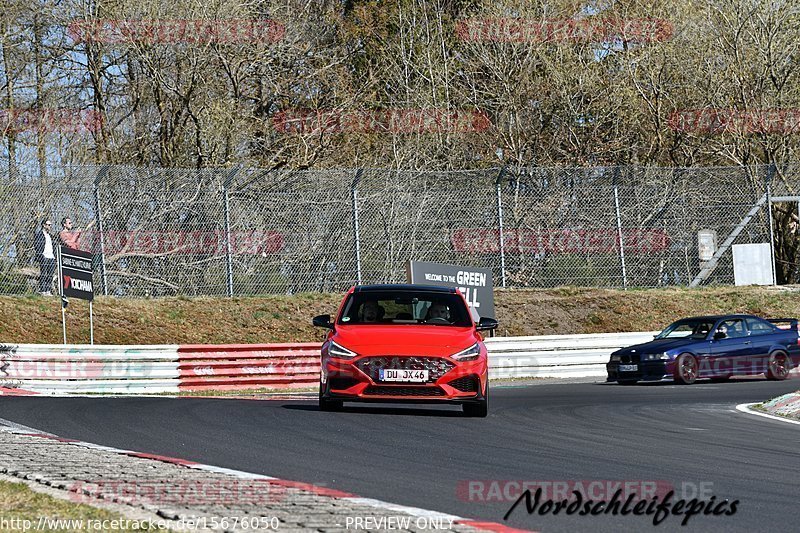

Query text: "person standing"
[34, 219, 56, 295]
[58, 216, 81, 249]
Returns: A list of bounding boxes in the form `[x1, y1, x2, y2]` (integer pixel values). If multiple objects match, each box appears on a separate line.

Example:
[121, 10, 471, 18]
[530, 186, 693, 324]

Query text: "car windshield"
[655, 319, 715, 339]
[338, 290, 473, 327]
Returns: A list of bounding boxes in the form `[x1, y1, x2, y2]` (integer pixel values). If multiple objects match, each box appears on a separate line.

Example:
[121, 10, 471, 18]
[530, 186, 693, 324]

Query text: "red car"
[312, 284, 497, 416]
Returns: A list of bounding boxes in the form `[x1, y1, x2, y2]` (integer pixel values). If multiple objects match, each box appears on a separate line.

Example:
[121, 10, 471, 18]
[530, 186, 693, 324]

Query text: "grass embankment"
[0, 479, 164, 532]
[2, 286, 800, 345]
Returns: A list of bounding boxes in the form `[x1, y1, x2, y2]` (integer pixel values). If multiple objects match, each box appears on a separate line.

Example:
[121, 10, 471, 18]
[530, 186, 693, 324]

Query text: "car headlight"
[642, 353, 670, 361]
[328, 340, 358, 359]
[451, 343, 481, 361]
[610, 354, 621, 362]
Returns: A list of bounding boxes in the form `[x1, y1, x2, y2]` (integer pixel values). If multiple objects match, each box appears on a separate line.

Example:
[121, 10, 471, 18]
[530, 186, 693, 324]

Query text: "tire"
[617, 380, 639, 385]
[319, 397, 343, 412]
[674, 353, 699, 385]
[463, 382, 488, 417]
[319, 381, 343, 411]
[766, 351, 790, 381]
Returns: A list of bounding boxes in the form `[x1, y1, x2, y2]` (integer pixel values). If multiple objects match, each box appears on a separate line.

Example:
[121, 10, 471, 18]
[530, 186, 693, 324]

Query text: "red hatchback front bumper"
[321, 354, 488, 403]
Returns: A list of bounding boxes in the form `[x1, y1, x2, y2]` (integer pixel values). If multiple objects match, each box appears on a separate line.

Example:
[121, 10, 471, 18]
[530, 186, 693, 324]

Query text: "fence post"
[352, 169, 363, 285]
[613, 168, 628, 289]
[495, 166, 507, 288]
[766, 163, 777, 286]
[93, 165, 109, 296]
[223, 167, 240, 297]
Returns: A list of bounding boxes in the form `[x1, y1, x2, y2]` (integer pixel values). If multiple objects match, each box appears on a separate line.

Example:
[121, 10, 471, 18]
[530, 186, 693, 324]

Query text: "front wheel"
[319, 397, 343, 412]
[319, 381, 343, 411]
[463, 382, 488, 417]
[766, 351, 790, 381]
[674, 353, 699, 385]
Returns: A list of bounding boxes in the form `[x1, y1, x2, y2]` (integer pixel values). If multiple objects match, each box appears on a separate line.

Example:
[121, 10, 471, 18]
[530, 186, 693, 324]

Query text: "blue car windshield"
[656, 319, 715, 339]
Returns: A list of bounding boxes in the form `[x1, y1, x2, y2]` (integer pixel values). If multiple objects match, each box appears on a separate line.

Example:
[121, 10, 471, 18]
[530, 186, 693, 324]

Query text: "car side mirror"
[713, 331, 726, 340]
[312, 314, 334, 330]
[476, 317, 498, 331]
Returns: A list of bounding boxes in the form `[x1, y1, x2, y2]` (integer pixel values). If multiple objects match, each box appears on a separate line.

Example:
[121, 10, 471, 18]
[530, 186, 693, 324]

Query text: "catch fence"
[1, 164, 795, 296]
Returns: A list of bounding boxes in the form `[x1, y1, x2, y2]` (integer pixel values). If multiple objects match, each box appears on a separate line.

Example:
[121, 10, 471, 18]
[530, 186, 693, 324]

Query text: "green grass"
[5, 286, 800, 344]
[0, 480, 167, 532]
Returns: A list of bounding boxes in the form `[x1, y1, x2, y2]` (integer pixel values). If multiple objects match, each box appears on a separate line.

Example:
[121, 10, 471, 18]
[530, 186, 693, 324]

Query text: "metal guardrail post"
[495, 167, 507, 288]
[223, 167, 240, 297]
[766, 163, 777, 286]
[93, 165, 109, 296]
[612, 168, 628, 289]
[352, 169, 363, 285]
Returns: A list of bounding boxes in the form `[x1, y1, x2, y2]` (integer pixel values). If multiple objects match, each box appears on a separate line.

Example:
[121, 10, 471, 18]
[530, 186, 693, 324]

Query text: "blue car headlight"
[642, 353, 670, 361]
[610, 354, 621, 362]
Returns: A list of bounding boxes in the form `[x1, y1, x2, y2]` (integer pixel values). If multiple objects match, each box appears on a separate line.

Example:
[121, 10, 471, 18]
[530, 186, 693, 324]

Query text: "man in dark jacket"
[34, 219, 56, 295]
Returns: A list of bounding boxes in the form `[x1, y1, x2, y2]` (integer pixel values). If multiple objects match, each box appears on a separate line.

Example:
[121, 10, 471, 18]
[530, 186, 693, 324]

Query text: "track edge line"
[735, 402, 800, 426]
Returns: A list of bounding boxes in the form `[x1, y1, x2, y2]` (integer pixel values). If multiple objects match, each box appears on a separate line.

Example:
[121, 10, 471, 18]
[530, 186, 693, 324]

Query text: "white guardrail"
[485, 331, 658, 379]
[0, 344, 181, 394]
[0, 332, 658, 394]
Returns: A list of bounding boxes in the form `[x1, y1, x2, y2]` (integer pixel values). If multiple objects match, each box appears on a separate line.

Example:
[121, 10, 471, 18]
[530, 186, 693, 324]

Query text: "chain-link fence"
[1, 163, 795, 296]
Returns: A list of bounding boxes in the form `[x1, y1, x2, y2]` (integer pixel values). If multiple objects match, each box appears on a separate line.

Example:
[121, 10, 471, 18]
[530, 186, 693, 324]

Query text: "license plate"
[379, 369, 429, 382]
[619, 364, 638, 372]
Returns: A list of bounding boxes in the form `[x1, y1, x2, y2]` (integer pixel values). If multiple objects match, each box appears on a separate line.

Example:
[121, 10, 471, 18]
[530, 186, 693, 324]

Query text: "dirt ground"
[3, 286, 800, 345]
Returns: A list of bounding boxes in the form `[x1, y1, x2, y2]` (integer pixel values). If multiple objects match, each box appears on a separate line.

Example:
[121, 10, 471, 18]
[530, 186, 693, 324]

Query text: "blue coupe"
[607, 314, 800, 384]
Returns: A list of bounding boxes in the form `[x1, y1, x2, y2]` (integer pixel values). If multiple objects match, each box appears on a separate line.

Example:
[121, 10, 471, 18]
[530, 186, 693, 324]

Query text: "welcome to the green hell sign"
[408, 260, 494, 319]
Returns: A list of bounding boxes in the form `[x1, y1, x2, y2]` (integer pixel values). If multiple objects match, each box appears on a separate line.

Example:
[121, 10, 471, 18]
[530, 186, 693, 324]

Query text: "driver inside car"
[426, 302, 451, 322]
[362, 300, 384, 323]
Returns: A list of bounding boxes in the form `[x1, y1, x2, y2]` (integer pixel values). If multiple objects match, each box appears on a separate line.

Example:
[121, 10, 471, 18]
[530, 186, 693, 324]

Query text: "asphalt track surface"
[1, 378, 799, 533]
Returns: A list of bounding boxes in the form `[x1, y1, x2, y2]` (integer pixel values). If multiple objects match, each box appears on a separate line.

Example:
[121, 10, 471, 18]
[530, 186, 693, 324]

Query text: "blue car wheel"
[674, 353, 699, 385]
[766, 351, 790, 381]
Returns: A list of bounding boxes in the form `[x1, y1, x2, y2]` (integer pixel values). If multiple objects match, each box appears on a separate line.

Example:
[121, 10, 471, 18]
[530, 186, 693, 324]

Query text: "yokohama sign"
[451, 228, 670, 255]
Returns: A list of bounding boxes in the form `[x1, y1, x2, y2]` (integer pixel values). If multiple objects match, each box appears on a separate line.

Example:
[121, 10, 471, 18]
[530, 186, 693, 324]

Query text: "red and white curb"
[736, 402, 800, 426]
[0, 386, 40, 396]
[0, 423, 533, 533]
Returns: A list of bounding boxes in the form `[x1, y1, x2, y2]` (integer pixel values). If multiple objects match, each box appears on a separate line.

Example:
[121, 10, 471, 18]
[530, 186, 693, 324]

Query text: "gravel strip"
[0, 425, 485, 532]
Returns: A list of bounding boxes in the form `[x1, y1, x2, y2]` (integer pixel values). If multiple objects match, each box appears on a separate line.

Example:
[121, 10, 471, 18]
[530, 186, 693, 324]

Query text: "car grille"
[356, 357, 454, 383]
[448, 376, 479, 393]
[363, 386, 445, 396]
[619, 353, 641, 364]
